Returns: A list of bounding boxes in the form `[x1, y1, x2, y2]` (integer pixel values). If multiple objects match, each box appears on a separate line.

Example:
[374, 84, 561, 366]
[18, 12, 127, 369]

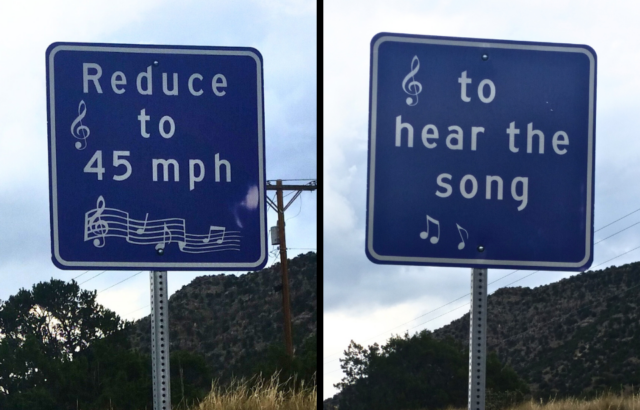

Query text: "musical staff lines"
[84, 196, 240, 253]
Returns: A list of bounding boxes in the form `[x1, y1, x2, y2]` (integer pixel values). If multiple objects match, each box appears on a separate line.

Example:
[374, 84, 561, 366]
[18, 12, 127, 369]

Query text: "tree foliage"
[0, 277, 307, 409]
[0, 279, 154, 409]
[245, 334, 317, 391]
[334, 331, 529, 410]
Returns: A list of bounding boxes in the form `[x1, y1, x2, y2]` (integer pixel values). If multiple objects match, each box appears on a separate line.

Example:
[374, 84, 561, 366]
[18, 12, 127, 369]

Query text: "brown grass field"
[184, 373, 316, 410]
[442, 390, 640, 410]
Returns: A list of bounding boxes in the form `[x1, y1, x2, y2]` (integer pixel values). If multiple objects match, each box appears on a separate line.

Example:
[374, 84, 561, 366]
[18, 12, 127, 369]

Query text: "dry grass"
[443, 390, 640, 410]
[192, 373, 317, 410]
[509, 391, 640, 410]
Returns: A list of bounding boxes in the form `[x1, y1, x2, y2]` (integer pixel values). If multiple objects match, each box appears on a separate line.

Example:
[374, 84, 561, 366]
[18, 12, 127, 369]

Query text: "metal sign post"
[150, 271, 171, 410]
[468, 269, 487, 410]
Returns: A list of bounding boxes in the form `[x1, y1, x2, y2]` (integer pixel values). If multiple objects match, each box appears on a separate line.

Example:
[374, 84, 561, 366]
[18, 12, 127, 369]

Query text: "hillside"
[325, 262, 640, 409]
[433, 263, 640, 399]
[127, 251, 317, 379]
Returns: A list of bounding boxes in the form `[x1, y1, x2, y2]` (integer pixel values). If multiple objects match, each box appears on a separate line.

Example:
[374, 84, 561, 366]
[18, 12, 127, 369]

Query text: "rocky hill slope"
[433, 263, 640, 399]
[127, 251, 317, 378]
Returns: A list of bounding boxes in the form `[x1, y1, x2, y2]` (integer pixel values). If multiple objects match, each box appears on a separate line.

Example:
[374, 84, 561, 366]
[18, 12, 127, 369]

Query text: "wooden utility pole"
[266, 179, 317, 357]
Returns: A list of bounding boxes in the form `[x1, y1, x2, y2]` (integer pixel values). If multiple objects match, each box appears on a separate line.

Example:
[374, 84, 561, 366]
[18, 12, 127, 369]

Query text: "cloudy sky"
[324, 0, 640, 400]
[0, 0, 316, 333]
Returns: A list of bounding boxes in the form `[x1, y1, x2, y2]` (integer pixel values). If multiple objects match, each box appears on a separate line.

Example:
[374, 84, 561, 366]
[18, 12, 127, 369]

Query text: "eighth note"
[419, 215, 440, 244]
[402, 55, 422, 106]
[155, 223, 171, 251]
[203, 226, 225, 244]
[456, 223, 469, 250]
[137, 213, 149, 234]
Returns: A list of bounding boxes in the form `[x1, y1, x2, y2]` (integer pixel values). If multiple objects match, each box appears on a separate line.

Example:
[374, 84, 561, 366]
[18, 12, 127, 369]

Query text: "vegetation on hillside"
[0, 257, 317, 410]
[433, 264, 640, 399]
[326, 330, 528, 410]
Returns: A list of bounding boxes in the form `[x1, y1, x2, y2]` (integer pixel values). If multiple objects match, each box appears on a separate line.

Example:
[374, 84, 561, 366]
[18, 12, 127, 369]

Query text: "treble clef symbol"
[86, 196, 109, 248]
[70, 100, 90, 150]
[402, 55, 422, 106]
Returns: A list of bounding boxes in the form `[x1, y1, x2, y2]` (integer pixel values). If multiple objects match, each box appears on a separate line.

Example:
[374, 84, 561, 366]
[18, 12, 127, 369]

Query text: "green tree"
[240, 334, 317, 391]
[0, 279, 144, 410]
[335, 331, 528, 410]
[170, 350, 212, 407]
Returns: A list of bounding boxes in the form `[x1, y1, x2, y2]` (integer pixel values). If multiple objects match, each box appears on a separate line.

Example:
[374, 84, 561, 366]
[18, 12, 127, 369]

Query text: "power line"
[73, 270, 90, 280]
[125, 304, 150, 316]
[594, 221, 640, 244]
[594, 206, 640, 233]
[78, 271, 106, 286]
[98, 271, 144, 293]
[591, 245, 640, 269]
[286, 194, 303, 221]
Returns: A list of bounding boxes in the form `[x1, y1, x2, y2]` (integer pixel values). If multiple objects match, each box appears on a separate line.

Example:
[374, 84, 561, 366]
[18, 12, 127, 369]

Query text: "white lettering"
[83, 63, 103, 94]
[162, 73, 178, 96]
[212, 74, 227, 96]
[159, 116, 175, 139]
[458, 71, 472, 102]
[188, 73, 203, 96]
[215, 153, 231, 182]
[552, 131, 569, 155]
[395, 115, 414, 147]
[421, 125, 438, 148]
[138, 109, 150, 138]
[527, 123, 545, 154]
[477, 79, 496, 103]
[136, 65, 153, 95]
[471, 127, 484, 151]
[110, 71, 126, 94]
[446, 126, 463, 150]
[507, 121, 520, 153]
[189, 159, 205, 191]
[460, 175, 478, 199]
[511, 177, 529, 211]
[436, 173, 452, 198]
[486, 176, 503, 200]
[152, 159, 179, 182]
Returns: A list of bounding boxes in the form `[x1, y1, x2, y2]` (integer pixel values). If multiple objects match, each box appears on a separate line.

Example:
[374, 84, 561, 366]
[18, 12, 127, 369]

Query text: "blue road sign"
[366, 33, 596, 271]
[46, 42, 267, 270]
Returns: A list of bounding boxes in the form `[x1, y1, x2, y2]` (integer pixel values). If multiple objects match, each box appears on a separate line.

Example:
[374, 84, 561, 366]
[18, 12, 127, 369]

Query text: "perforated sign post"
[46, 42, 267, 271]
[47, 42, 267, 410]
[366, 33, 597, 410]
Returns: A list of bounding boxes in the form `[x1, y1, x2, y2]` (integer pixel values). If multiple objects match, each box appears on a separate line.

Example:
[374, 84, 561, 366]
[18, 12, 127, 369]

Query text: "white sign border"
[47, 44, 267, 270]
[367, 34, 596, 269]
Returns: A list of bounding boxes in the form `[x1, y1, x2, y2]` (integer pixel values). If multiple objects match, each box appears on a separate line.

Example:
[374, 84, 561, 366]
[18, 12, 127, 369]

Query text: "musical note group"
[420, 214, 469, 250]
[84, 196, 240, 253]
